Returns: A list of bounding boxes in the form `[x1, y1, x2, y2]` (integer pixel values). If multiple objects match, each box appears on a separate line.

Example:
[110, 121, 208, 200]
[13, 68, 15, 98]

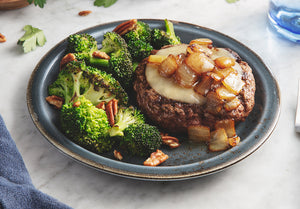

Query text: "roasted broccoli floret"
[122, 21, 153, 62]
[98, 32, 134, 89]
[66, 34, 109, 68]
[48, 61, 86, 104]
[151, 19, 181, 49]
[67, 33, 98, 54]
[120, 123, 162, 157]
[48, 61, 128, 106]
[60, 96, 112, 153]
[66, 32, 134, 89]
[109, 106, 145, 137]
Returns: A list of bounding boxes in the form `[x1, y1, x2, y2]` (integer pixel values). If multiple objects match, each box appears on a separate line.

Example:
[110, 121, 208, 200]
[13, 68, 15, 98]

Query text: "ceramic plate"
[27, 19, 280, 181]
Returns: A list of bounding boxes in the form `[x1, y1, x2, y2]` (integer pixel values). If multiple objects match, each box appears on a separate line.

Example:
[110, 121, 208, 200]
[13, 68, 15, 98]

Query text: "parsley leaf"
[27, 0, 47, 8]
[94, 0, 118, 8]
[226, 0, 239, 3]
[17, 25, 46, 53]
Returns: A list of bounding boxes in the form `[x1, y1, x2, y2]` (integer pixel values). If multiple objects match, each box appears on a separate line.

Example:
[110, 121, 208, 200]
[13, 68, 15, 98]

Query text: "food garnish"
[143, 150, 169, 166]
[27, 0, 118, 8]
[27, 0, 46, 8]
[226, 0, 239, 3]
[78, 10, 92, 16]
[0, 33, 6, 43]
[94, 0, 118, 8]
[17, 25, 46, 53]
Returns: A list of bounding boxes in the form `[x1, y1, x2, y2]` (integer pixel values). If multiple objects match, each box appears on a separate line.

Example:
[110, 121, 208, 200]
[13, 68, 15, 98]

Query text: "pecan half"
[111, 99, 118, 116]
[72, 101, 81, 107]
[113, 150, 123, 161]
[78, 10, 92, 16]
[143, 150, 169, 166]
[92, 51, 110, 60]
[97, 99, 118, 126]
[162, 135, 180, 149]
[96, 101, 106, 110]
[60, 53, 77, 69]
[45, 95, 64, 109]
[0, 33, 6, 43]
[105, 99, 115, 126]
[113, 19, 138, 36]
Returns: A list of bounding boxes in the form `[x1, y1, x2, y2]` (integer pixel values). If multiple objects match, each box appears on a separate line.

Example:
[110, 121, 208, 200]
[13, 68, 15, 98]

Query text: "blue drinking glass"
[268, 0, 300, 42]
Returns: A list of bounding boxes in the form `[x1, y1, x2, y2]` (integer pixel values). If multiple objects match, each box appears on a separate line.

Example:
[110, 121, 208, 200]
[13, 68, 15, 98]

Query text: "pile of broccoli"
[47, 19, 182, 160]
[121, 19, 181, 63]
[49, 60, 128, 106]
[64, 19, 180, 89]
[60, 96, 162, 157]
[67, 32, 134, 89]
[150, 19, 181, 50]
[60, 96, 113, 153]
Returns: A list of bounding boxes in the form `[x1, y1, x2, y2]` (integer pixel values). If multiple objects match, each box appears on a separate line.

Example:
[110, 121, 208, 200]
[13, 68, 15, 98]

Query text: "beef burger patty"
[133, 42, 256, 134]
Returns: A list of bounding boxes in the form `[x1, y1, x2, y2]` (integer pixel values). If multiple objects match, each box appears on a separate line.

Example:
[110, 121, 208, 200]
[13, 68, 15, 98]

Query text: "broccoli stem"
[164, 19, 180, 45]
[89, 57, 110, 68]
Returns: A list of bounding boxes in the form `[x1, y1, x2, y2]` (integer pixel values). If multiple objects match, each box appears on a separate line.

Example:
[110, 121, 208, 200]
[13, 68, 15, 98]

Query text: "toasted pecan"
[143, 150, 169, 166]
[45, 95, 64, 109]
[92, 51, 110, 60]
[60, 53, 77, 69]
[105, 99, 115, 126]
[113, 150, 123, 161]
[0, 33, 6, 43]
[96, 101, 106, 110]
[113, 19, 138, 36]
[78, 10, 92, 16]
[162, 135, 180, 149]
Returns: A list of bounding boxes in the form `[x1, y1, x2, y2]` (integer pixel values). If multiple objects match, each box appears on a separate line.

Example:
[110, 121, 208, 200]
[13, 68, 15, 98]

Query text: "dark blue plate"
[27, 19, 280, 181]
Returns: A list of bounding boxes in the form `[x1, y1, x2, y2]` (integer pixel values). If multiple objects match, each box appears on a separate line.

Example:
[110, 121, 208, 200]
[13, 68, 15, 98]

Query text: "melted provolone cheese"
[145, 44, 243, 104]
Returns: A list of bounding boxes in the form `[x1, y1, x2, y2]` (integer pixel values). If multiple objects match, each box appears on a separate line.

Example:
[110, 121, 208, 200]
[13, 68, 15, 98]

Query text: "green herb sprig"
[94, 0, 118, 7]
[17, 25, 46, 53]
[27, 0, 118, 8]
[226, 0, 239, 3]
[27, 0, 46, 8]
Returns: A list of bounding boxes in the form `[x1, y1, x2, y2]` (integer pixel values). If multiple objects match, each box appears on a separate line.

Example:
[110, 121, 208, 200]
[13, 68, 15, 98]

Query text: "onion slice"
[187, 125, 211, 142]
[222, 73, 245, 95]
[215, 119, 236, 138]
[209, 128, 229, 152]
[158, 54, 178, 78]
[175, 63, 198, 88]
[185, 52, 215, 75]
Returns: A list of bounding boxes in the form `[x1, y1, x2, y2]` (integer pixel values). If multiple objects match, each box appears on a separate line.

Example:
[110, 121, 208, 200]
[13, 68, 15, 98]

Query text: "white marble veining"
[1, 0, 300, 208]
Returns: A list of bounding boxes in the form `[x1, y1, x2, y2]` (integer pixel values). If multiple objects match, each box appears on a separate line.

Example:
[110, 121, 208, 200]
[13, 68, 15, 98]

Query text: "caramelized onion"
[205, 91, 224, 114]
[214, 56, 236, 69]
[187, 125, 211, 142]
[209, 128, 229, 152]
[213, 67, 237, 80]
[187, 44, 213, 56]
[207, 72, 222, 82]
[148, 55, 166, 64]
[175, 63, 198, 88]
[216, 86, 236, 101]
[189, 38, 213, 46]
[222, 73, 245, 95]
[215, 119, 236, 138]
[228, 136, 240, 147]
[185, 52, 215, 75]
[194, 75, 213, 96]
[224, 97, 241, 111]
[158, 54, 178, 78]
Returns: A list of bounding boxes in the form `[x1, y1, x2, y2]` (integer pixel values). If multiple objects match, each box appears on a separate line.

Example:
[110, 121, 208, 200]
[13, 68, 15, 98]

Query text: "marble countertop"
[1, 0, 300, 208]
